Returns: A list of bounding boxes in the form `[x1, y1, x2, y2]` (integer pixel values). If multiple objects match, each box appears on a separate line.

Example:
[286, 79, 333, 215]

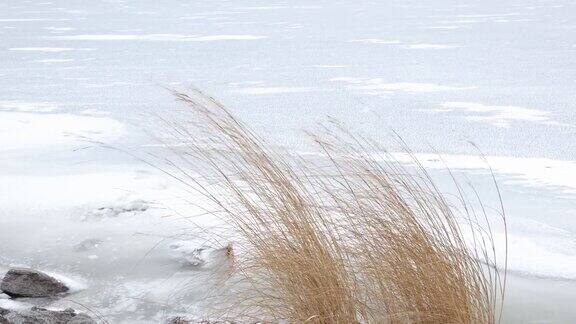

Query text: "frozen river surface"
[1, 0, 576, 323]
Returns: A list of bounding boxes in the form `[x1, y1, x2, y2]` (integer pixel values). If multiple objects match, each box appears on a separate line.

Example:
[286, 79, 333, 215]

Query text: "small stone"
[1, 268, 69, 298]
[0, 306, 95, 323]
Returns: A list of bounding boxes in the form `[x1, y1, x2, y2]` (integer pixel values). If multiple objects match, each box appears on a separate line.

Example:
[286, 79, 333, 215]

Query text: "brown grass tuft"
[156, 89, 506, 323]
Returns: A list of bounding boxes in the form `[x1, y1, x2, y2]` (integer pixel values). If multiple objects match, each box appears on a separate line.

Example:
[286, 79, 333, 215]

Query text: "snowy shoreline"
[1, 110, 576, 322]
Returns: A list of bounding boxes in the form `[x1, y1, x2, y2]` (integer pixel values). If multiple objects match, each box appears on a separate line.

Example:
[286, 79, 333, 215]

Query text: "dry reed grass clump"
[156, 90, 506, 324]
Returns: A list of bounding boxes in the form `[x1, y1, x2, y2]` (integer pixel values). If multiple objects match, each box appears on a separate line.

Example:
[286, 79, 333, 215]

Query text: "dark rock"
[1, 307, 9, 324]
[1, 269, 69, 298]
[0, 306, 95, 324]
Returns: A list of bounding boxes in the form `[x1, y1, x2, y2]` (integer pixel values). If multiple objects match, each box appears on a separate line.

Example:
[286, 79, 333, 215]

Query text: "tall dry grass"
[155, 90, 506, 323]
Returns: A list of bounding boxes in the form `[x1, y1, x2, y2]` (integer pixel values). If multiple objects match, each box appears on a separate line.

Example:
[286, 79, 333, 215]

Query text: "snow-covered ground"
[1, 0, 576, 322]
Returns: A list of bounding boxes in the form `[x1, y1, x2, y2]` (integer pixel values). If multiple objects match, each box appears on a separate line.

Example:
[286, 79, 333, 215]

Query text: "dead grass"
[155, 89, 506, 323]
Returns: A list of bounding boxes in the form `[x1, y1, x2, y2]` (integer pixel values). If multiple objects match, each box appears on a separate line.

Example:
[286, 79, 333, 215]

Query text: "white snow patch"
[0, 112, 124, 152]
[351, 39, 460, 49]
[389, 153, 576, 195]
[309, 64, 348, 68]
[375, 152, 576, 280]
[403, 43, 461, 49]
[42, 26, 75, 31]
[0, 101, 59, 112]
[437, 19, 479, 24]
[8, 47, 80, 52]
[498, 229, 576, 280]
[44, 271, 88, 293]
[50, 34, 266, 41]
[0, 18, 70, 22]
[82, 81, 145, 88]
[238, 6, 288, 10]
[33, 59, 74, 63]
[458, 217, 576, 280]
[457, 13, 521, 18]
[423, 26, 460, 30]
[232, 87, 312, 95]
[331, 77, 475, 93]
[228, 81, 264, 86]
[186, 35, 267, 41]
[437, 101, 549, 127]
[0, 299, 30, 311]
[351, 39, 402, 44]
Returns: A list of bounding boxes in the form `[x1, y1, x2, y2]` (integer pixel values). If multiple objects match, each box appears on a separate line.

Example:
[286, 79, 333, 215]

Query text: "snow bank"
[0, 112, 124, 152]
